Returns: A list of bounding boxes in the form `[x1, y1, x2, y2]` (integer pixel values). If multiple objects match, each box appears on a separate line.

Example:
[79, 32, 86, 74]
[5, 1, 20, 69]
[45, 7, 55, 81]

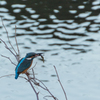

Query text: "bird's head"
[25, 52, 43, 59]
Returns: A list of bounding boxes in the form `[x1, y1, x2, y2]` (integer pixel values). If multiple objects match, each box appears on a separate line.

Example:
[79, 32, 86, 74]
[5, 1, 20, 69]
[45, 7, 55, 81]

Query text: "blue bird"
[15, 52, 42, 79]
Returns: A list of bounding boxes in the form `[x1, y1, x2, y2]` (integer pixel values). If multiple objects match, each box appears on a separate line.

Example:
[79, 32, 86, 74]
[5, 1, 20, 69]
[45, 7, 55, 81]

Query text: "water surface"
[0, 0, 100, 100]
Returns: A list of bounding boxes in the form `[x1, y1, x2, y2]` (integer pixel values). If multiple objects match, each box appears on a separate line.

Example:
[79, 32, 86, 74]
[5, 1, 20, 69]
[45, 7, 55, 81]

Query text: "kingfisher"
[15, 52, 43, 79]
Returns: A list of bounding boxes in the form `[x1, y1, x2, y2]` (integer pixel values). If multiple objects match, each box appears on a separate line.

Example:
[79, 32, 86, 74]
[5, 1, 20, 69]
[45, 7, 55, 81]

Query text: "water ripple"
[0, 1, 100, 99]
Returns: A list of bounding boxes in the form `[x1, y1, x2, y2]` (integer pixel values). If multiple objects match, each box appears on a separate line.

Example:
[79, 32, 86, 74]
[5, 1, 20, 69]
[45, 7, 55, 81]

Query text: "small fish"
[41, 55, 44, 63]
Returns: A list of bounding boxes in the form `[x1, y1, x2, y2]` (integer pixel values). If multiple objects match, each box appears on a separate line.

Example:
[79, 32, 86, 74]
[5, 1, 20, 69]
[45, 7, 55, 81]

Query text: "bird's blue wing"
[15, 58, 23, 71]
[17, 59, 32, 74]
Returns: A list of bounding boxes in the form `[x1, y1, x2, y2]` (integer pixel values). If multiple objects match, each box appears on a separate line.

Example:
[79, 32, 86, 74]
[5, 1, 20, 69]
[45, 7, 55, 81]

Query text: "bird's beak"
[35, 53, 43, 57]
[35, 53, 44, 63]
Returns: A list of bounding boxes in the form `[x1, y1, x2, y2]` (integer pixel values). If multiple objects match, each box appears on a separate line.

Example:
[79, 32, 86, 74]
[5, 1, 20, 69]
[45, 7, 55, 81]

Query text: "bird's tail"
[15, 73, 19, 79]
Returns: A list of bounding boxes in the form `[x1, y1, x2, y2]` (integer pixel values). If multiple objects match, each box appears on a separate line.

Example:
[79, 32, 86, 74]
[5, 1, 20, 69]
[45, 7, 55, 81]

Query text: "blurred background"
[0, 0, 100, 100]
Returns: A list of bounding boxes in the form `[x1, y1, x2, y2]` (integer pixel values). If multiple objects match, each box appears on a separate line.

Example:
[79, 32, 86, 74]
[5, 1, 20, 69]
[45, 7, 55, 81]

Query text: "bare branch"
[27, 67, 58, 100]
[15, 25, 20, 60]
[1, 18, 17, 55]
[1, 17, 19, 61]
[1, 54, 16, 66]
[30, 62, 37, 70]
[32, 68, 35, 79]
[0, 38, 17, 59]
[53, 66, 68, 100]
[19, 76, 28, 81]
[43, 95, 53, 100]
[0, 74, 15, 79]
[0, 74, 27, 81]
[25, 70, 57, 100]
[25, 72, 39, 100]
[35, 78, 58, 100]
[0, 18, 67, 100]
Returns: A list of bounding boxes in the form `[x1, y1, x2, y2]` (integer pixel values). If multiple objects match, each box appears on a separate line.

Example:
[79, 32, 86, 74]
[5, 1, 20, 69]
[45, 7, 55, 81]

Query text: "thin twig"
[30, 77, 57, 100]
[29, 67, 57, 100]
[30, 62, 37, 70]
[0, 38, 17, 59]
[32, 68, 35, 79]
[53, 66, 68, 100]
[0, 74, 15, 79]
[1, 18, 18, 61]
[1, 54, 16, 66]
[43, 95, 53, 100]
[35, 78, 58, 100]
[31, 62, 37, 79]
[15, 25, 20, 60]
[26, 73, 39, 100]
[1, 17, 17, 54]
[19, 76, 28, 81]
[0, 74, 28, 81]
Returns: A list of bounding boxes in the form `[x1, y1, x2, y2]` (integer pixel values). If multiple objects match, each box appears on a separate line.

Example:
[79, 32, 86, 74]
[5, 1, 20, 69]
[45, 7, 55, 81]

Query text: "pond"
[0, 0, 100, 100]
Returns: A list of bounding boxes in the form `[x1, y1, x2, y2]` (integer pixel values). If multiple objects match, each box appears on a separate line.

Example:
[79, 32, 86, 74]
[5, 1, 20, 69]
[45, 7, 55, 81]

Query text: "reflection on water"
[0, 0, 100, 100]
[0, 0, 99, 54]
